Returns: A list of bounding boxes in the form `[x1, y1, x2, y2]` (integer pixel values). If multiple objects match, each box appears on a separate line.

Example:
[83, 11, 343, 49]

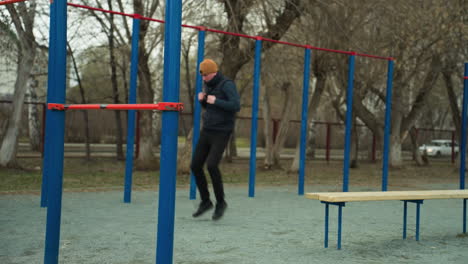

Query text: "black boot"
[212, 201, 227, 221]
[192, 200, 213, 218]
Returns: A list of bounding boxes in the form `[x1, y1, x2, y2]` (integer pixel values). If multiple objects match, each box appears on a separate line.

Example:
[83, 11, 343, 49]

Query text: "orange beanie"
[199, 59, 218, 75]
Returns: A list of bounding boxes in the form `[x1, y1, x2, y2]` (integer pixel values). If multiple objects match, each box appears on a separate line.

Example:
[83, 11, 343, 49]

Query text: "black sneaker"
[192, 200, 213, 218]
[212, 201, 227, 221]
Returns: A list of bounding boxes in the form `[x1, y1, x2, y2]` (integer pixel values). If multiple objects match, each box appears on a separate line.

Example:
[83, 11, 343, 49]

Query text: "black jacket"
[200, 72, 240, 132]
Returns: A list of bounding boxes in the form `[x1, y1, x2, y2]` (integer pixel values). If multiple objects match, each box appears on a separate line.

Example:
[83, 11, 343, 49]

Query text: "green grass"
[177, 137, 251, 148]
[0, 156, 460, 194]
[235, 137, 250, 148]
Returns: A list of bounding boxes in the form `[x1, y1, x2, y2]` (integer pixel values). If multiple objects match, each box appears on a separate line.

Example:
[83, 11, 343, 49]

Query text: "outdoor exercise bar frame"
[42, 0, 183, 263]
[58, 2, 395, 202]
[40, 0, 464, 262]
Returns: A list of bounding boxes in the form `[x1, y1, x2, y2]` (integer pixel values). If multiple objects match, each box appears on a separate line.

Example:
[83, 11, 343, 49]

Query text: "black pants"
[191, 129, 231, 203]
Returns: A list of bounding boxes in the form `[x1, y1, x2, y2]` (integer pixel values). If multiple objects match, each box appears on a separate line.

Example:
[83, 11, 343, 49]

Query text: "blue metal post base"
[402, 200, 424, 241]
[322, 201, 346, 249]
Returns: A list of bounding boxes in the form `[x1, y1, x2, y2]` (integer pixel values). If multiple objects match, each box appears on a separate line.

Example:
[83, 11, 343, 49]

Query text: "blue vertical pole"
[382, 59, 394, 191]
[249, 37, 262, 198]
[460, 63, 468, 190]
[123, 16, 141, 203]
[298, 47, 311, 195]
[40, 0, 58, 208]
[189, 29, 206, 200]
[342, 53, 356, 192]
[155, 0, 182, 263]
[44, 0, 68, 263]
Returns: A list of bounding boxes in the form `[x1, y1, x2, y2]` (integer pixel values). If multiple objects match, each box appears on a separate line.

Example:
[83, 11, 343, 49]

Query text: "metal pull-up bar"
[66, 2, 392, 60]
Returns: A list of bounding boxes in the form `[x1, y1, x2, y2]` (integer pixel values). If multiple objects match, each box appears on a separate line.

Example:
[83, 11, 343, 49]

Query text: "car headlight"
[427, 148, 434, 153]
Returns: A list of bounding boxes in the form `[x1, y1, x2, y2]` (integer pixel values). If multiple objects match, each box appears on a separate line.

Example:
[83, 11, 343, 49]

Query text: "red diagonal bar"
[67, 3, 392, 60]
[67, 3, 135, 18]
[355, 52, 392, 61]
[48, 103, 183, 111]
[261, 37, 308, 48]
[0, 0, 27, 5]
[206, 28, 257, 40]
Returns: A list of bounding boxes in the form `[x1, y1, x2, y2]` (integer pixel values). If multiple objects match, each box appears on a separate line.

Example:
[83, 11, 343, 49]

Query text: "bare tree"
[78, 0, 163, 168]
[67, 43, 92, 161]
[304, 0, 463, 168]
[107, 0, 125, 160]
[0, 1, 37, 167]
[263, 81, 294, 168]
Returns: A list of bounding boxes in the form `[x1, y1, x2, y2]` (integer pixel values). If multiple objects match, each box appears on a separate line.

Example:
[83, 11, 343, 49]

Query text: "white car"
[418, 139, 459, 157]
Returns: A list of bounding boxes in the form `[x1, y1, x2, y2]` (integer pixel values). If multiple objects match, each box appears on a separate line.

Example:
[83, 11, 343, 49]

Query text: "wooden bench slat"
[305, 190, 468, 202]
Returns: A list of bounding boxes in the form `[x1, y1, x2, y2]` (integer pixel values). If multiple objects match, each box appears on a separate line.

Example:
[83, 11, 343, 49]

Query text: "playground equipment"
[41, 0, 183, 263]
[17, 0, 465, 261]
[22, 0, 393, 263]
[40, 1, 396, 207]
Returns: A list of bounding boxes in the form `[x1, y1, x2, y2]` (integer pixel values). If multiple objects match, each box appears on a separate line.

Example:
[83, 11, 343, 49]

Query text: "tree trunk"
[350, 120, 359, 168]
[178, 128, 193, 174]
[225, 130, 237, 161]
[108, 0, 125, 160]
[443, 71, 461, 141]
[27, 76, 41, 151]
[262, 85, 275, 168]
[134, 48, 159, 170]
[272, 82, 294, 165]
[135, 111, 159, 170]
[133, 0, 160, 170]
[68, 42, 91, 161]
[290, 76, 321, 172]
[0, 49, 35, 167]
[409, 127, 426, 166]
[1, 1, 37, 167]
[389, 134, 404, 167]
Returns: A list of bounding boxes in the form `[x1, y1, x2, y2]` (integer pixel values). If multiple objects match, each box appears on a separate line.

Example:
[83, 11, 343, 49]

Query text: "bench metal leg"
[464, 199, 467, 234]
[338, 205, 343, 250]
[322, 201, 345, 249]
[402, 200, 423, 241]
[416, 202, 421, 241]
[403, 201, 407, 239]
[325, 203, 329, 248]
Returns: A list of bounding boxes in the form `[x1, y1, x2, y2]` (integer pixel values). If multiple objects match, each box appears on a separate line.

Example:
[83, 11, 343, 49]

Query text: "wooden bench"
[305, 190, 468, 249]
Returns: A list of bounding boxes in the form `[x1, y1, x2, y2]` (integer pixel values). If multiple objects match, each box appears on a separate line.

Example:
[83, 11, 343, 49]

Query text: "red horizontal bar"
[0, 0, 27, 5]
[67, 3, 392, 60]
[464, 76, 468, 79]
[48, 103, 183, 111]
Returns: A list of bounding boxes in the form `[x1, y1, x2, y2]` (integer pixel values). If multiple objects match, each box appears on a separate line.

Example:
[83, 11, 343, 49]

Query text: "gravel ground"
[1, 184, 467, 264]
